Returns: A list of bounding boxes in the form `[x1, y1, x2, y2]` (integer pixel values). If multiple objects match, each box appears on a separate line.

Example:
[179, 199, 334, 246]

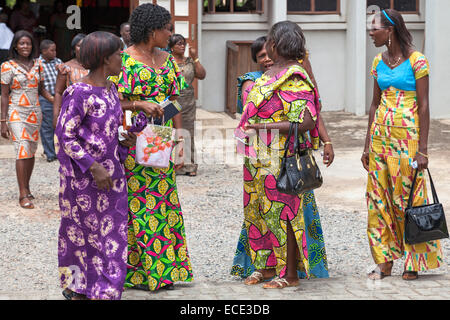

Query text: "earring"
[388, 34, 391, 47]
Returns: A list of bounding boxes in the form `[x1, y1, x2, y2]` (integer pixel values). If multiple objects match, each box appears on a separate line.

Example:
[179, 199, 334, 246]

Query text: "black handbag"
[276, 122, 323, 195]
[405, 168, 449, 245]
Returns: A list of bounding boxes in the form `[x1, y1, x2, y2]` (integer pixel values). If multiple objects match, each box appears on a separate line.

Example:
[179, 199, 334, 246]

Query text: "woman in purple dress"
[54, 31, 158, 300]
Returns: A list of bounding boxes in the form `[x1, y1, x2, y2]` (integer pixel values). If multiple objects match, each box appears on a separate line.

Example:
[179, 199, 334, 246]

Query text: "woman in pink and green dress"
[110, 3, 193, 291]
[235, 21, 325, 289]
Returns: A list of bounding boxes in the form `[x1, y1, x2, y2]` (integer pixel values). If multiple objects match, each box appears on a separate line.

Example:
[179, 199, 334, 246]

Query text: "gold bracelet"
[323, 142, 332, 146]
[194, 58, 200, 63]
[418, 151, 429, 158]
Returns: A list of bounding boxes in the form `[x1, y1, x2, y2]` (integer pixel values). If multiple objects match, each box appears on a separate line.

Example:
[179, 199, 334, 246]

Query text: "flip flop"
[402, 271, 418, 281]
[262, 276, 299, 289]
[368, 262, 393, 280]
[19, 196, 34, 209]
[62, 289, 86, 300]
[244, 271, 265, 285]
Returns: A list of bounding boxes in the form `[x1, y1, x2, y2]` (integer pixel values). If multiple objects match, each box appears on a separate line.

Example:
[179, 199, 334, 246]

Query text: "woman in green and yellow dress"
[110, 3, 193, 291]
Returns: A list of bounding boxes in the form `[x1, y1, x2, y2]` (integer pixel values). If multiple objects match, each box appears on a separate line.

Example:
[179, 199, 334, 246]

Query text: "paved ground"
[1, 110, 450, 301]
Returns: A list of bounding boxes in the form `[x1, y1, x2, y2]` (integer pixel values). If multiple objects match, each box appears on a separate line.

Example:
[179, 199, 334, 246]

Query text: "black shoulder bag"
[276, 122, 323, 195]
[405, 168, 449, 245]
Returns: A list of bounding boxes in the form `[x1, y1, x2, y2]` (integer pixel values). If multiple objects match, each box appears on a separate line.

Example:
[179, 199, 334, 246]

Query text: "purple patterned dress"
[55, 82, 128, 300]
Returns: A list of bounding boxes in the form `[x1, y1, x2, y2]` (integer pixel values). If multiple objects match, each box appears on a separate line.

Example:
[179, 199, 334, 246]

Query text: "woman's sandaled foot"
[402, 271, 418, 281]
[244, 271, 264, 285]
[62, 289, 86, 300]
[244, 270, 275, 285]
[368, 262, 393, 280]
[188, 171, 197, 177]
[162, 283, 175, 290]
[262, 276, 299, 289]
[26, 193, 35, 200]
[19, 196, 34, 209]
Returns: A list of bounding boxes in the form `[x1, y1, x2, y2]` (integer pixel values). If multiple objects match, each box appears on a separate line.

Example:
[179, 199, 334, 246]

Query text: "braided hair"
[130, 3, 172, 45]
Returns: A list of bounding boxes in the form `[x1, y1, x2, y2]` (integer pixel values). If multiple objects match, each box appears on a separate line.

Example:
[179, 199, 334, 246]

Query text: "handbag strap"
[407, 168, 439, 209]
[282, 122, 295, 159]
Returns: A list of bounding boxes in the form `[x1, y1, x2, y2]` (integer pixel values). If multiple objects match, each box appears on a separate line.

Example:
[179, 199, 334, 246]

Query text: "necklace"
[136, 45, 156, 65]
[388, 54, 402, 67]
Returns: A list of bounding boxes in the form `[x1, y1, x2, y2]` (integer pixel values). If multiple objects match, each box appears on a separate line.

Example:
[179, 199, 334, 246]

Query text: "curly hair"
[130, 3, 172, 45]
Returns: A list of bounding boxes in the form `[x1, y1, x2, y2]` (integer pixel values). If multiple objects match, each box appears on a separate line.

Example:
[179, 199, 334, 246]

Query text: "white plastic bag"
[135, 122, 175, 168]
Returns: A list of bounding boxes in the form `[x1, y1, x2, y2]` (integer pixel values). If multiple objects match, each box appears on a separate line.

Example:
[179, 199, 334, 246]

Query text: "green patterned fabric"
[111, 51, 193, 291]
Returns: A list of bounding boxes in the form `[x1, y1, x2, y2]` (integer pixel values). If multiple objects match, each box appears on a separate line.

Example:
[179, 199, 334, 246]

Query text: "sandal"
[27, 193, 35, 200]
[368, 262, 393, 280]
[19, 196, 34, 209]
[62, 289, 86, 300]
[402, 271, 418, 281]
[162, 283, 175, 290]
[263, 276, 299, 289]
[188, 171, 197, 177]
[244, 271, 265, 285]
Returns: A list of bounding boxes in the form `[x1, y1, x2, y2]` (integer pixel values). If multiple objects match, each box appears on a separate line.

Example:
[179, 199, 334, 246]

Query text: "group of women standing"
[0, 2, 443, 300]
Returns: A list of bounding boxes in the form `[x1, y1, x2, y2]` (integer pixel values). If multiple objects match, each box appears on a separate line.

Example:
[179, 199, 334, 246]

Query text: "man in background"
[39, 39, 61, 162]
[120, 22, 131, 49]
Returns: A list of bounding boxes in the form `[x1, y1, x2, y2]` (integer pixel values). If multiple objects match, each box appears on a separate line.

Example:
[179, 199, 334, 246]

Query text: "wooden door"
[226, 41, 260, 117]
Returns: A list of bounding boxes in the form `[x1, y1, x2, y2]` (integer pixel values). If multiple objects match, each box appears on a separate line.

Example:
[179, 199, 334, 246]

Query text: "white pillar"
[345, 0, 367, 116]
[268, 0, 287, 27]
[425, 0, 450, 119]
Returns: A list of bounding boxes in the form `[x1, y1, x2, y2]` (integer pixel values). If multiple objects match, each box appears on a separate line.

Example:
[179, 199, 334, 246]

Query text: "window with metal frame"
[367, 0, 419, 13]
[287, 0, 340, 14]
[203, 0, 263, 14]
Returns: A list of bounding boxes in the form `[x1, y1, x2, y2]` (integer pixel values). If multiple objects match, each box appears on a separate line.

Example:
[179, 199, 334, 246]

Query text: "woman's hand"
[243, 123, 259, 137]
[1, 122, 10, 139]
[189, 47, 198, 60]
[89, 161, 113, 191]
[138, 101, 164, 118]
[119, 132, 137, 148]
[361, 151, 370, 172]
[413, 153, 429, 171]
[323, 143, 334, 167]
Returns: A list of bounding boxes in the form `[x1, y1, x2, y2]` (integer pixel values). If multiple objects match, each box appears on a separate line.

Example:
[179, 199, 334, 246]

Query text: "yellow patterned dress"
[111, 51, 193, 291]
[367, 51, 443, 272]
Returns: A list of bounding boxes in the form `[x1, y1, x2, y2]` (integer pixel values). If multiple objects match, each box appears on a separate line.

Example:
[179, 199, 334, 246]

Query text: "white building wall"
[425, 0, 450, 119]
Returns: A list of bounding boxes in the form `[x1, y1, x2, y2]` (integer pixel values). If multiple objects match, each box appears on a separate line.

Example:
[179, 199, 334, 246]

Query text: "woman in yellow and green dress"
[363, 9, 443, 281]
[110, 3, 193, 291]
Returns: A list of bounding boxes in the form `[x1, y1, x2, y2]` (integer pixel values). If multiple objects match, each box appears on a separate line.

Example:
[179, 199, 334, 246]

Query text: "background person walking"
[1, 30, 52, 209]
[38, 39, 61, 162]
